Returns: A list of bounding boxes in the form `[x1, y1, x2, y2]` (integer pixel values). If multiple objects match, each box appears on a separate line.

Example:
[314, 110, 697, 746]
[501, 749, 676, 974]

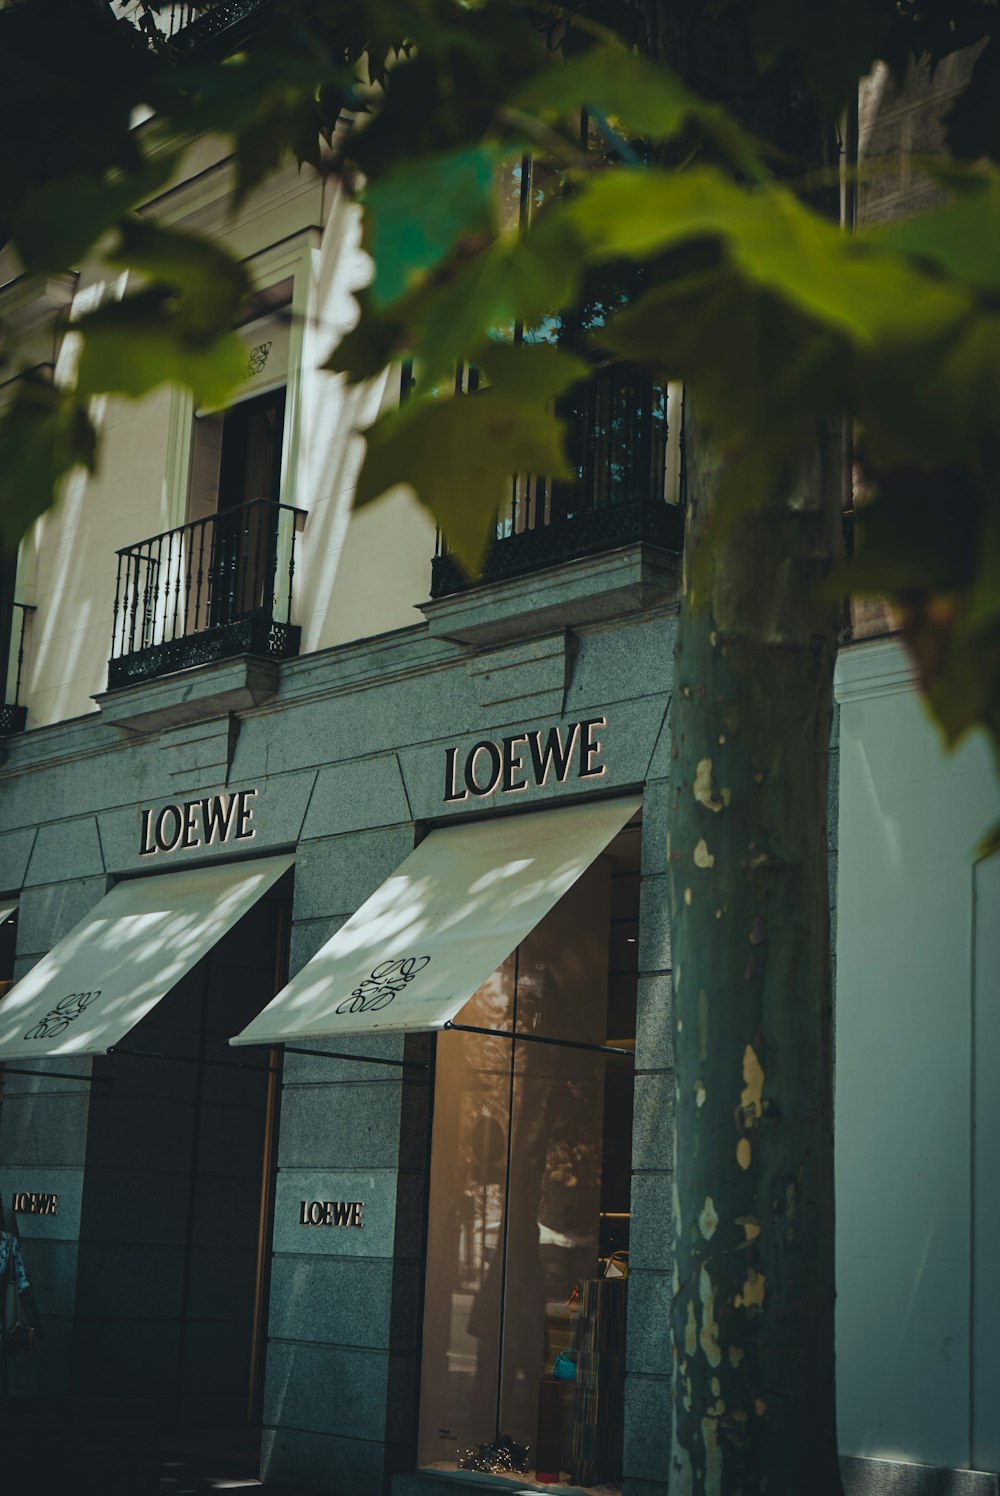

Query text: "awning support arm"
[109, 1045, 279, 1073]
[443, 1021, 635, 1060]
[283, 1044, 428, 1072]
[1, 1066, 112, 1084]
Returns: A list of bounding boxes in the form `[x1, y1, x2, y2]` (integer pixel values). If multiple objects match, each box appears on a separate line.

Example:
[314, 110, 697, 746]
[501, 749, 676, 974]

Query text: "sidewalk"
[0, 1398, 317, 1496]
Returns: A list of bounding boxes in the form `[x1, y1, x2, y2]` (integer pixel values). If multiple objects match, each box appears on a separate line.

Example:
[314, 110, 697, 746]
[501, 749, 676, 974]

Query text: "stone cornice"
[834, 636, 917, 704]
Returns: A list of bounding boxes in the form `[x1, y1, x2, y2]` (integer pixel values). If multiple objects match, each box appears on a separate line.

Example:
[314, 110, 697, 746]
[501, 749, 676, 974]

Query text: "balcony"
[116, 0, 269, 52]
[429, 366, 685, 601]
[0, 600, 34, 736]
[108, 498, 304, 691]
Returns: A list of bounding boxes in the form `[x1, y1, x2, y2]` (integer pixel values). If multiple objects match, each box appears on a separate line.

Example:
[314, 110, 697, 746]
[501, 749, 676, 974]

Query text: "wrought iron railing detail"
[117, 0, 270, 49]
[430, 368, 685, 599]
[108, 499, 304, 689]
[0, 601, 34, 736]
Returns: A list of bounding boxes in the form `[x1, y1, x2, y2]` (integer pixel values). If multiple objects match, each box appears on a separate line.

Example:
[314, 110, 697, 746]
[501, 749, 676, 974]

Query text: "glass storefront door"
[418, 821, 639, 1485]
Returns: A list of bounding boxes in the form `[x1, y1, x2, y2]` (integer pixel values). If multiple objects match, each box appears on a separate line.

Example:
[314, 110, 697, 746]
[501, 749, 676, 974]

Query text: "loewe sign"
[299, 1200, 364, 1228]
[11, 1191, 59, 1216]
[140, 789, 258, 856]
[444, 717, 607, 802]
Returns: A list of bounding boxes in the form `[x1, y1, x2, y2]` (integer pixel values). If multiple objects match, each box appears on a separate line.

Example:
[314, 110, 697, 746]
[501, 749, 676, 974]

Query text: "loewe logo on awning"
[11, 1191, 59, 1216]
[444, 717, 607, 802]
[140, 789, 258, 856]
[23, 990, 101, 1042]
[299, 1200, 364, 1228]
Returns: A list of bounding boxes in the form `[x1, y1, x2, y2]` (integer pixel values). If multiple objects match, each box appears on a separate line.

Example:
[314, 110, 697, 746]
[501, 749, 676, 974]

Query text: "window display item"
[458, 1433, 529, 1475]
[572, 1277, 628, 1487]
[536, 1377, 566, 1484]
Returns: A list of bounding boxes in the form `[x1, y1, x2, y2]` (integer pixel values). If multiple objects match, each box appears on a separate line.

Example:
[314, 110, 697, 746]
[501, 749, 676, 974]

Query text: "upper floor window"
[0, 548, 32, 736]
[189, 293, 292, 525]
[107, 292, 305, 689]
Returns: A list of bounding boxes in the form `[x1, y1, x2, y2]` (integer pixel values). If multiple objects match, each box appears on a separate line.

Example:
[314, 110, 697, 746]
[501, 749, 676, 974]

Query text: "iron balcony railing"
[430, 365, 686, 599]
[0, 600, 34, 736]
[108, 498, 305, 689]
[116, 0, 269, 51]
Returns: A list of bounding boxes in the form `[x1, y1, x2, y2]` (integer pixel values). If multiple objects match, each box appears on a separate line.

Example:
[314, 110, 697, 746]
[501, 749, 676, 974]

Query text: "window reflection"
[419, 825, 639, 1487]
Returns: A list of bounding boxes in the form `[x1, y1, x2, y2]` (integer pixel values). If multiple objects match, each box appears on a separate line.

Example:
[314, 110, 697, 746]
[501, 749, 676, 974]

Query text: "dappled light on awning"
[231, 797, 639, 1046]
[0, 855, 293, 1061]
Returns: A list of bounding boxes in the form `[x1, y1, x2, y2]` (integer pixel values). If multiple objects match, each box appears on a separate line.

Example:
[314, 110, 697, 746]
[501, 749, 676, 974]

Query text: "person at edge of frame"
[0, 1199, 42, 1397]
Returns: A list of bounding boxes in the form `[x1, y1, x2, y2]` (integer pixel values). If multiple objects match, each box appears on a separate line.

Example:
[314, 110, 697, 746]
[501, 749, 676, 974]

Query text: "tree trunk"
[668, 404, 844, 1495]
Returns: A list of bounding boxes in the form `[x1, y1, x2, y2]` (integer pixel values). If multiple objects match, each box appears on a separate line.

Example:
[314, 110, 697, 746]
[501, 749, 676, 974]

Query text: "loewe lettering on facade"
[444, 717, 607, 803]
[299, 1200, 364, 1228]
[11, 1191, 59, 1216]
[140, 789, 258, 856]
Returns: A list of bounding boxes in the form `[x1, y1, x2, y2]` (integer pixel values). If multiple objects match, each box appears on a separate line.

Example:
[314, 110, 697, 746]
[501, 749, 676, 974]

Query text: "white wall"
[835, 636, 1000, 1470]
[973, 851, 1000, 1471]
[10, 146, 434, 732]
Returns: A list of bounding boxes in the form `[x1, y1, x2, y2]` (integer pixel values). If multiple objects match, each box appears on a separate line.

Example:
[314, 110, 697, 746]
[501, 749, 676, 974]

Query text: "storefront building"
[0, 58, 679, 1484]
[1, 13, 998, 1496]
[0, 583, 677, 1494]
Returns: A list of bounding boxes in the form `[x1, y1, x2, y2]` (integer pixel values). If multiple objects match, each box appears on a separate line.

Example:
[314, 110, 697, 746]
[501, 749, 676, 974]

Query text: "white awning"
[232, 796, 640, 1047]
[0, 854, 293, 1062]
[0, 901, 18, 925]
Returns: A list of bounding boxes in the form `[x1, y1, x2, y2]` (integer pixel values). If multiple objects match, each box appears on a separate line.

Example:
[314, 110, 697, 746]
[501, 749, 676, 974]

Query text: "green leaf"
[322, 293, 408, 383]
[472, 342, 590, 403]
[364, 146, 500, 306]
[157, 51, 350, 200]
[356, 389, 572, 573]
[946, 36, 1000, 164]
[406, 211, 586, 386]
[844, 472, 982, 596]
[75, 291, 248, 407]
[10, 155, 178, 274]
[977, 820, 1000, 861]
[876, 172, 1000, 292]
[0, 376, 96, 547]
[512, 46, 766, 179]
[329, 181, 586, 390]
[106, 219, 250, 336]
[558, 168, 973, 349]
[750, 0, 890, 112]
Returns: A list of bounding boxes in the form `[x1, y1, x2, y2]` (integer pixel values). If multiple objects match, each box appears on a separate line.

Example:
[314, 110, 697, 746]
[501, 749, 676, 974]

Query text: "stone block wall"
[622, 773, 674, 1496]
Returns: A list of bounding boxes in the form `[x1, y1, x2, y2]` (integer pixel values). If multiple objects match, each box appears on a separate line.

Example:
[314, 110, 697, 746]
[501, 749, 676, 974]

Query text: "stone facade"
[0, 581, 679, 1495]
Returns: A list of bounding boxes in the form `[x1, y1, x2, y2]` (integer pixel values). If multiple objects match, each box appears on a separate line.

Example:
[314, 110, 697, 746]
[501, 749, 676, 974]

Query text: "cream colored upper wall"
[9, 141, 435, 731]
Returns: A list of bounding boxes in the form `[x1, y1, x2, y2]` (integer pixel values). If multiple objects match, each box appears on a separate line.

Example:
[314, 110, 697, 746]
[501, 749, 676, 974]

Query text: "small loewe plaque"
[11, 1191, 59, 1217]
[299, 1200, 364, 1228]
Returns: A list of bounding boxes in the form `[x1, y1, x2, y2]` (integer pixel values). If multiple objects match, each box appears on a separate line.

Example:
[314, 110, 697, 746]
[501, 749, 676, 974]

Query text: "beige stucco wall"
[4, 140, 435, 730]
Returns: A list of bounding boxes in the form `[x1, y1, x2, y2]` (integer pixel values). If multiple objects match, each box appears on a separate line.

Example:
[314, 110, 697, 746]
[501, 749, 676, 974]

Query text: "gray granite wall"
[621, 771, 674, 1496]
[0, 604, 678, 1490]
[0, 849, 104, 1398]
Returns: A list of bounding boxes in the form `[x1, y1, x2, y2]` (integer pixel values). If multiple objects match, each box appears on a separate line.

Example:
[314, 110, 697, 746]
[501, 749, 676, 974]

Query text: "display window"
[418, 819, 640, 1489]
[0, 902, 15, 1002]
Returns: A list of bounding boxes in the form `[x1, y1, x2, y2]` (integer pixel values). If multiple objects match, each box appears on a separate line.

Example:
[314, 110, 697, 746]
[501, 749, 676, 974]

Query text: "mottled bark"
[668, 405, 843, 1496]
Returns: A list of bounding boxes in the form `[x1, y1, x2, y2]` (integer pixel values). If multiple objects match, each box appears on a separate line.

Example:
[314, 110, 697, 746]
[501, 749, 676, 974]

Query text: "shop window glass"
[0, 904, 15, 1003]
[418, 822, 639, 1488]
[0, 546, 17, 703]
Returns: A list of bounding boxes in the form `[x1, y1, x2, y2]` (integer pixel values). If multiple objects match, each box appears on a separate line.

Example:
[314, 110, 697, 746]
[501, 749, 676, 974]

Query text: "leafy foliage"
[0, 0, 998, 778]
[0, 377, 96, 549]
[358, 387, 571, 570]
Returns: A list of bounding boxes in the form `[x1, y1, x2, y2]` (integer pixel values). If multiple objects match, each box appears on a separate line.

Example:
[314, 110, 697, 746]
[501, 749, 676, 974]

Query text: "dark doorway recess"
[49, 878, 291, 1446]
[211, 387, 287, 626]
